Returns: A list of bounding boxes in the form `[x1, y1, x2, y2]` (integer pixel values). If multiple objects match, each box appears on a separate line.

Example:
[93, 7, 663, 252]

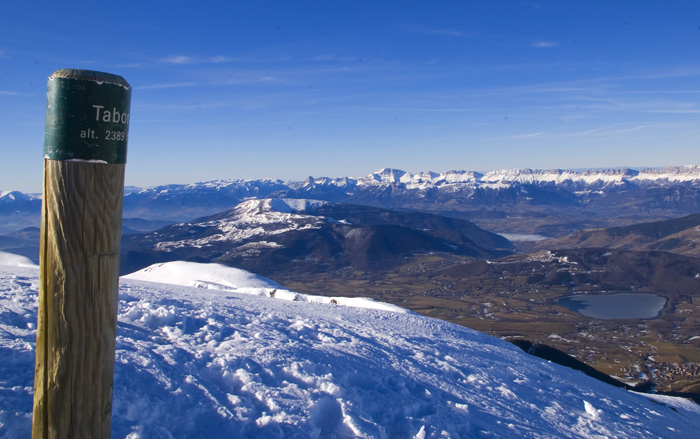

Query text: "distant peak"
[370, 168, 409, 183]
[0, 191, 35, 203]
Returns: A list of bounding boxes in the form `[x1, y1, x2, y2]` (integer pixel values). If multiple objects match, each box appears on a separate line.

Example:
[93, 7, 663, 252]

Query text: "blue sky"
[2, 1, 700, 192]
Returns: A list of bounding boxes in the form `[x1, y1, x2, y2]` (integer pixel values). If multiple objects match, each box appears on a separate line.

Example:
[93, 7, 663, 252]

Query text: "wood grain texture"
[33, 160, 125, 439]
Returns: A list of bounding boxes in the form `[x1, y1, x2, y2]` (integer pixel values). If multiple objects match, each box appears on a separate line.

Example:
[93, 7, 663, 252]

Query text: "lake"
[555, 293, 667, 319]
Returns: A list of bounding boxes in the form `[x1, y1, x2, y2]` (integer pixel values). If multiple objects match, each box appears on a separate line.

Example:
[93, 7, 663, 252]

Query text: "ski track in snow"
[1, 265, 700, 438]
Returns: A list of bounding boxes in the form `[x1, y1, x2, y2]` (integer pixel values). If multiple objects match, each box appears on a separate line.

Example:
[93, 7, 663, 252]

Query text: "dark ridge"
[511, 340, 700, 405]
[510, 340, 632, 390]
[606, 212, 700, 239]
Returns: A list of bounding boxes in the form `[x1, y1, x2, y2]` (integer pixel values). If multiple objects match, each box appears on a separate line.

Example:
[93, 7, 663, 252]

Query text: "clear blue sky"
[2, 1, 700, 192]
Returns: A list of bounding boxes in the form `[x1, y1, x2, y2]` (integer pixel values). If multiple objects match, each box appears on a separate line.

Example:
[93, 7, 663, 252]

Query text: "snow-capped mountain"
[1, 261, 699, 438]
[297, 165, 700, 191]
[0, 191, 37, 204]
[119, 198, 511, 276]
[0, 192, 42, 235]
[150, 165, 700, 193]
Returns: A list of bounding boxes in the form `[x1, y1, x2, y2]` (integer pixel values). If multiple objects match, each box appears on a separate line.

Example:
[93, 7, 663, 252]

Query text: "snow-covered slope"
[0, 250, 37, 267]
[123, 260, 285, 290]
[1, 264, 699, 438]
[123, 261, 407, 313]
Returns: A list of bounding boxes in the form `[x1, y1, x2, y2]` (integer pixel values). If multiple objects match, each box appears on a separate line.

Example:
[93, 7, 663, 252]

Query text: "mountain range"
[120, 165, 700, 236]
[4, 165, 700, 236]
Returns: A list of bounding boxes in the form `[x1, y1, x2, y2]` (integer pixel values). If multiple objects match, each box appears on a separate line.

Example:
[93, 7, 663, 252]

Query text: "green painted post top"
[44, 69, 131, 164]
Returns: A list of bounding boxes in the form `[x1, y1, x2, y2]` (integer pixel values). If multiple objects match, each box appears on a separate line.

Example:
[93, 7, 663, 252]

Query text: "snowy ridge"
[1, 264, 699, 438]
[297, 165, 700, 190]
[135, 165, 700, 194]
[4, 166, 700, 214]
[359, 166, 700, 190]
[123, 261, 407, 313]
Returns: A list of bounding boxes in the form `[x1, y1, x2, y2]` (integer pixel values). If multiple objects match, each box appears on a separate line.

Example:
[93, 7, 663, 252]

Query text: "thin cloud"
[216, 75, 281, 86]
[547, 124, 692, 140]
[0, 90, 21, 96]
[509, 132, 547, 140]
[311, 54, 359, 62]
[423, 28, 465, 37]
[135, 100, 236, 112]
[532, 40, 558, 48]
[160, 55, 233, 65]
[161, 55, 195, 64]
[563, 96, 700, 114]
[210, 55, 233, 63]
[407, 24, 467, 38]
[116, 62, 143, 68]
[138, 82, 197, 90]
[611, 125, 648, 134]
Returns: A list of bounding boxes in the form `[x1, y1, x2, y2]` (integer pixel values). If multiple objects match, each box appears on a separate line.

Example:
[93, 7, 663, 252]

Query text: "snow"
[125, 166, 700, 198]
[0, 191, 38, 203]
[123, 261, 284, 291]
[6, 166, 700, 212]
[321, 165, 700, 192]
[123, 261, 407, 314]
[0, 191, 16, 200]
[268, 198, 328, 213]
[0, 250, 37, 267]
[152, 199, 327, 252]
[1, 263, 700, 438]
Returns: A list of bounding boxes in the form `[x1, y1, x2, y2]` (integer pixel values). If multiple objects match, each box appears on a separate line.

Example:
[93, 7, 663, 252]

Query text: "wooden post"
[32, 69, 131, 439]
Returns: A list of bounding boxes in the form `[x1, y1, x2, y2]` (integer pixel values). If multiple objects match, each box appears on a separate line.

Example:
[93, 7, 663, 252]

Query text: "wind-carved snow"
[153, 199, 327, 252]
[1, 264, 699, 438]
